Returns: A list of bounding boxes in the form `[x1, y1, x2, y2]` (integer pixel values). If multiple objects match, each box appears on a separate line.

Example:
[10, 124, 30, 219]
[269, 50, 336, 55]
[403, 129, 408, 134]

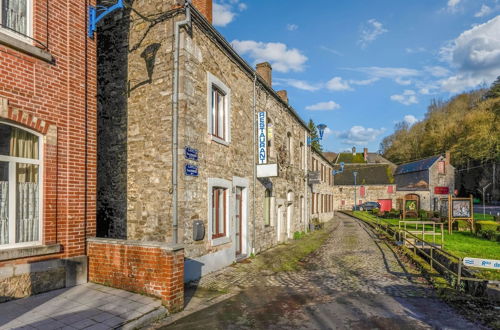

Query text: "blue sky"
[211, 0, 500, 153]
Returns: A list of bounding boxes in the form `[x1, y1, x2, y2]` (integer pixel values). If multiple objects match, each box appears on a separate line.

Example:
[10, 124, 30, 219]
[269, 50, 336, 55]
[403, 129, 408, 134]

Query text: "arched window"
[264, 189, 271, 226]
[0, 122, 42, 247]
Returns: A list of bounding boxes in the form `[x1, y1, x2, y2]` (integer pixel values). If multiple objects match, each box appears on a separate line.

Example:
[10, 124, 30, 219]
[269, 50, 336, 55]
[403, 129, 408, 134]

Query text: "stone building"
[97, 0, 312, 281]
[333, 147, 396, 211]
[0, 2, 96, 301]
[310, 149, 335, 222]
[394, 153, 455, 212]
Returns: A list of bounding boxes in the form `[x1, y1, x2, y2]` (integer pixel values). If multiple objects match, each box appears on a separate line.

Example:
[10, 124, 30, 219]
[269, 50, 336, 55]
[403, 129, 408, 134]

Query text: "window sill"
[0, 31, 53, 63]
[211, 236, 231, 247]
[0, 244, 61, 261]
[210, 135, 230, 147]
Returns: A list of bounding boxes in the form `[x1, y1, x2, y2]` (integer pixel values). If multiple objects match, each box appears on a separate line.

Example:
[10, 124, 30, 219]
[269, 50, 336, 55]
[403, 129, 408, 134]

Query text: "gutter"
[172, 1, 192, 244]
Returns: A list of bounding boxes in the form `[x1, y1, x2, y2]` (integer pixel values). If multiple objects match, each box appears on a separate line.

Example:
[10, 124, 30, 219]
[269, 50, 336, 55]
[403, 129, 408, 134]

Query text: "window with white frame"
[207, 73, 231, 145]
[0, 122, 42, 248]
[0, 0, 32, 38]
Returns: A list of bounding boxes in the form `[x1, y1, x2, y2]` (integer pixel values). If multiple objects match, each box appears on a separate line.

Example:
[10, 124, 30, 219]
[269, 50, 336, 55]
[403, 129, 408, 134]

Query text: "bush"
[452, 220, 473, 232]
[476, 229, 500, 242]
[418, 209, 428, 219]
[475, 221, 500, 232]
[371, 208, 380, 215]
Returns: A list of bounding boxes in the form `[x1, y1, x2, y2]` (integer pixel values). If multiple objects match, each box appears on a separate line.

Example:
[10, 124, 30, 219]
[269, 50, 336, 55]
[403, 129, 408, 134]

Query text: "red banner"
[434, 186, 449, 195]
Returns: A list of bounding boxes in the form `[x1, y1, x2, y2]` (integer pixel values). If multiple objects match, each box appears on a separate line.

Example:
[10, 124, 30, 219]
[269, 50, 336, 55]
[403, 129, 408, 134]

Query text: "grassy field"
[351, 211, 500, 260]
[474, 213, 495, 221]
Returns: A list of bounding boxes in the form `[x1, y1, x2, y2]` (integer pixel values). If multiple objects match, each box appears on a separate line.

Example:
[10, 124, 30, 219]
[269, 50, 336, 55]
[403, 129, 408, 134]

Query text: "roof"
[333, 164, 394, 185]
[394, 155, 441, 176]
[322, 152, 337, 163]
[336, 153, 366, 164]
[312, 149, 334, 167]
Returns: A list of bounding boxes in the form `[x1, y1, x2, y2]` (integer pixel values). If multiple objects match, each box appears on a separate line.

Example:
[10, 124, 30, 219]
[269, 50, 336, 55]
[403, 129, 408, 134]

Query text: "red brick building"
[0, 1, 96, 301]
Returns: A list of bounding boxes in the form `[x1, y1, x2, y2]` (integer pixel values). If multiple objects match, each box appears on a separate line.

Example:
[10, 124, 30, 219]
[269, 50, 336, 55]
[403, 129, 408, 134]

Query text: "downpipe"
[172, 0, 192, 244]
[252, 73, 257, 255]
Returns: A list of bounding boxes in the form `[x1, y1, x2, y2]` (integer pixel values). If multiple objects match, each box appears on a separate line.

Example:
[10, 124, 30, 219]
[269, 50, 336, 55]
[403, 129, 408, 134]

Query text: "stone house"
[97, 0, 312, 282]
[310, 149, 335, 222]
[0, 2, 96, 301]
[394, 153, 455, 212]
[333, 147, 396, 211]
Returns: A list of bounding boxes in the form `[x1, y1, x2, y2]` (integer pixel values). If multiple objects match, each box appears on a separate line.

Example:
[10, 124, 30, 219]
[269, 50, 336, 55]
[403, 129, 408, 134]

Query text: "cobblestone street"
[159, 213, 483, 329]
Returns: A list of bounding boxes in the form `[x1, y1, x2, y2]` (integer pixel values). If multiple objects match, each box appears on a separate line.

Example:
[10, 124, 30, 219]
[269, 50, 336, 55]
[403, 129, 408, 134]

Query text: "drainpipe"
[252, 73, 257, 254]
[172, 1, 192, 244]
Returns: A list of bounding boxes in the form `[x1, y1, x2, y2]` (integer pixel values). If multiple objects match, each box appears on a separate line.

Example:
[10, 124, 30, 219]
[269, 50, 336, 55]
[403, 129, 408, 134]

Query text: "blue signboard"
[185, 147, 198, 161]
[185, 164, 199, 177]
[258, 111, 267, 164]
[463, 257, 500, 270]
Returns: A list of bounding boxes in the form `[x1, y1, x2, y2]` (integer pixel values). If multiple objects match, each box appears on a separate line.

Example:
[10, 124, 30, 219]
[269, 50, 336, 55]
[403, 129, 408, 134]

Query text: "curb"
[121, 306, 168, 330]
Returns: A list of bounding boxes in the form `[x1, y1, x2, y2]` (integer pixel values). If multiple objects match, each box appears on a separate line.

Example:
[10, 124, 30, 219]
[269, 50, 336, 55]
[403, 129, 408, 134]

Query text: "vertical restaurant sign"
[258, 111, 267, 164]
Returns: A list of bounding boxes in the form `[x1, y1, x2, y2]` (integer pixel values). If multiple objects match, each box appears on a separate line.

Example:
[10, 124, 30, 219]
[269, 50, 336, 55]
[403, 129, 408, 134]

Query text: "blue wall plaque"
[185, 147, 199, 161]
[185, 164, 199, 177]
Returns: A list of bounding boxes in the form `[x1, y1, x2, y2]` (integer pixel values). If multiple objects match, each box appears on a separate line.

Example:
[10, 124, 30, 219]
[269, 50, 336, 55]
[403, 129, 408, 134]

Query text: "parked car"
[353, 201, 381, 211]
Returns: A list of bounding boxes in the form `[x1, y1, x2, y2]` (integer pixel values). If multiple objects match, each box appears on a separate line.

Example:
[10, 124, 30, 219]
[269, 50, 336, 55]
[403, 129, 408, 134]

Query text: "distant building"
[310, 149, 335, 222]
[394, 153, 455, 212]
[333, 147, 396, 211]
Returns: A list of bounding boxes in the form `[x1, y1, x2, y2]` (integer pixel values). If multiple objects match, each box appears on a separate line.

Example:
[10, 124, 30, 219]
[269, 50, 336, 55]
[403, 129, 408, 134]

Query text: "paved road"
[163, 213, 483, 329]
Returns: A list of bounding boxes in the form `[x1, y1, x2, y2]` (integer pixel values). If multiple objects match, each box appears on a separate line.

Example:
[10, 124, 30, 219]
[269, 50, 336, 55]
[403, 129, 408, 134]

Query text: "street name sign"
[185, 146, 198, 161]
[463, 257, 500, 270]
[185, 164, 198, 177]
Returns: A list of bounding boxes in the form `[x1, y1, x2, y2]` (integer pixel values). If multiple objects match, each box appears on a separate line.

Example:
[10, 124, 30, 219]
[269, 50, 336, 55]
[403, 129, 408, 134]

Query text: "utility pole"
[353, 171, 358, 210]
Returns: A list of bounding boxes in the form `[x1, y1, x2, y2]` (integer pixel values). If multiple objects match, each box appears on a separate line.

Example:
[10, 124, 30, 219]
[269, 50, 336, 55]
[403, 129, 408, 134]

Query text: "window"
[264, 189, 271, 226]
[299, 142, 304, 170]
[0, 123, 42, 248]
[287, 132, 293, 164]
[211, 187, 227, 239]
[387, 185, 394, 193]
[360, 186, 366, 197]
[207, 73, 231, 145]
[0, 0, 31, 38]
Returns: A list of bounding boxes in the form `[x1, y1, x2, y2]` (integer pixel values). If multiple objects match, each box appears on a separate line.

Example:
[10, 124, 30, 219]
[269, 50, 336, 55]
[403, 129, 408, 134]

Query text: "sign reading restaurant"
[258, 111, 267, 164]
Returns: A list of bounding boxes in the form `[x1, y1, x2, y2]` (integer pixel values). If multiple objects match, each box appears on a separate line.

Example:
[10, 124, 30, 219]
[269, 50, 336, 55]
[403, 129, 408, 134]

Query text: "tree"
[485, 76, 500, 99]
[308, 119, 322, 152]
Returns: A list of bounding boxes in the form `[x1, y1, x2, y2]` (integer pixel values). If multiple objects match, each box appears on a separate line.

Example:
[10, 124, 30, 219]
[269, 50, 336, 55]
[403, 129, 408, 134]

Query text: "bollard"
[457, 258, 462, 289]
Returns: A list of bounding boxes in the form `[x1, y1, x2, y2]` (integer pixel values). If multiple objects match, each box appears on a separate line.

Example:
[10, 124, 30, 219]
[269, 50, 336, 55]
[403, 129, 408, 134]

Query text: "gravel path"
[161, 213, 484, 329]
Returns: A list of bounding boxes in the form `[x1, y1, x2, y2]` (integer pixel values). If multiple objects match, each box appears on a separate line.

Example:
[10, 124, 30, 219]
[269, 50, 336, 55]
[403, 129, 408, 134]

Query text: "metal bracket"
[88, 0, 125, 38]
[333, 162, 345, 175]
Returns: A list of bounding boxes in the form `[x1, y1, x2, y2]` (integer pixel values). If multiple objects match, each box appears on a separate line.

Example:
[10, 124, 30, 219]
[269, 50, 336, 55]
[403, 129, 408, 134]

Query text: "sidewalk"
[0, 283, 166, 330]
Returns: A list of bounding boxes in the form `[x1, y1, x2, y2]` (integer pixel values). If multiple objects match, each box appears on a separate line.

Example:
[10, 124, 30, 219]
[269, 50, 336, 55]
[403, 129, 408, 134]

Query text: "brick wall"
[87, 238, 184, 312]
[0, 1, 96, 264]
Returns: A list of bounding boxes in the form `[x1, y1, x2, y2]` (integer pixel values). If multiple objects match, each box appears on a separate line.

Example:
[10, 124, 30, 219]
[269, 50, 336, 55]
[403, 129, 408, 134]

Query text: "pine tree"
[485, 76, 500, 99]
[308, 119, 323, 152]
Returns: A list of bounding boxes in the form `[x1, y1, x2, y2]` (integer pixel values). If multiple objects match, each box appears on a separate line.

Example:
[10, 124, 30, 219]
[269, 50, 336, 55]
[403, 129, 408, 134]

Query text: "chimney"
[364, 148, 368, 161]
[256, 62, 272, 86]
[277, 90, 288, 103]
[445, 151, 451, 164]
[192, 0, 213, 24]
[352, 146, 356, 155]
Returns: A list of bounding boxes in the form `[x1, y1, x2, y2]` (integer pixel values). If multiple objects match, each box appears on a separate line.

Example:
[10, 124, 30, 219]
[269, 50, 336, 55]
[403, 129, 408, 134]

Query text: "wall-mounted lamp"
[88, 0, 125, 38]
[307, 123, 327, 146]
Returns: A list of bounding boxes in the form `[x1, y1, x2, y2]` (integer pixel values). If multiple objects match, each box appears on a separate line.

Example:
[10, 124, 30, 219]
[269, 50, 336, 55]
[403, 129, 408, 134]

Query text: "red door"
[378, 199, 392, 212]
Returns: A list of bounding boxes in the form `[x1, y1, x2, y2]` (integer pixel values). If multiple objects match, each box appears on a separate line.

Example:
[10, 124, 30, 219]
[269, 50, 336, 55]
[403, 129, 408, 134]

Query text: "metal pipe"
[172, 0, 191, 244]
[252, 73, 257, 254]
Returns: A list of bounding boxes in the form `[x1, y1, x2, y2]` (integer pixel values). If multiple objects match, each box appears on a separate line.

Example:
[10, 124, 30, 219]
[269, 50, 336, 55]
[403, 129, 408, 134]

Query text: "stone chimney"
[256, 62, 272, 86]
[192, 0, 213, 23]
[445, 151, 451, 164]
[364, 148, 368, 161]
[277, 90, 288, 103]
[352, 146, 356, 155]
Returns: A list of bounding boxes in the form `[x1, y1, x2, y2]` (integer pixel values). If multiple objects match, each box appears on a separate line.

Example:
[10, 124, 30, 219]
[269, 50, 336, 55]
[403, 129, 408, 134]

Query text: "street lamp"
[307, 124, 327, 146]
[478, 183, 492, 219]
[353, 171, 358, 210]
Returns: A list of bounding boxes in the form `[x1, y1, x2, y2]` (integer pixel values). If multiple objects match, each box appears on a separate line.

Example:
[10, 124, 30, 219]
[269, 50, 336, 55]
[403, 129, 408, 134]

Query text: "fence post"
[430, 246, 433, 271]
[457, 258, 462, 289]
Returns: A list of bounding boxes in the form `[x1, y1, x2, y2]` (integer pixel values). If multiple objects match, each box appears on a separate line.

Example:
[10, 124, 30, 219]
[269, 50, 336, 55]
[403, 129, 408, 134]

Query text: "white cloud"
[446, 0, 461, 12]
[274, 78, 320, 91]
[305, 101, 341, 111]
[395, 77, 412, 85]
[438, 15, 500, 92]
[358, 19, 388, 48]
[338, 126, 386, 145]
[286, 24, 298, 31]
[326, 77, 353, 91]
[475, 4, 492, 17]
[349, 77, 380, 86]
[347, 66, 420, 79]
[406, 47, 426, 54]
[403, 115, 419, 125]
[419, 88, 431, 95]
[320, 46, 343, 56]
[424, 66, 451, 77]
[213, 0, 247, 27]
[231, 40, 308, 73]
[390, 90, 418, 105]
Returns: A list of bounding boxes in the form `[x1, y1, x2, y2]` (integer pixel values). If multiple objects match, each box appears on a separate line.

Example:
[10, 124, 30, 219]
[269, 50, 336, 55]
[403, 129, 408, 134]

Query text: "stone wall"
[311, 152, 334, 222]
[87, 238, 184, 312]
[97, 0, 311, 281]
[334, 185, 397, 210]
